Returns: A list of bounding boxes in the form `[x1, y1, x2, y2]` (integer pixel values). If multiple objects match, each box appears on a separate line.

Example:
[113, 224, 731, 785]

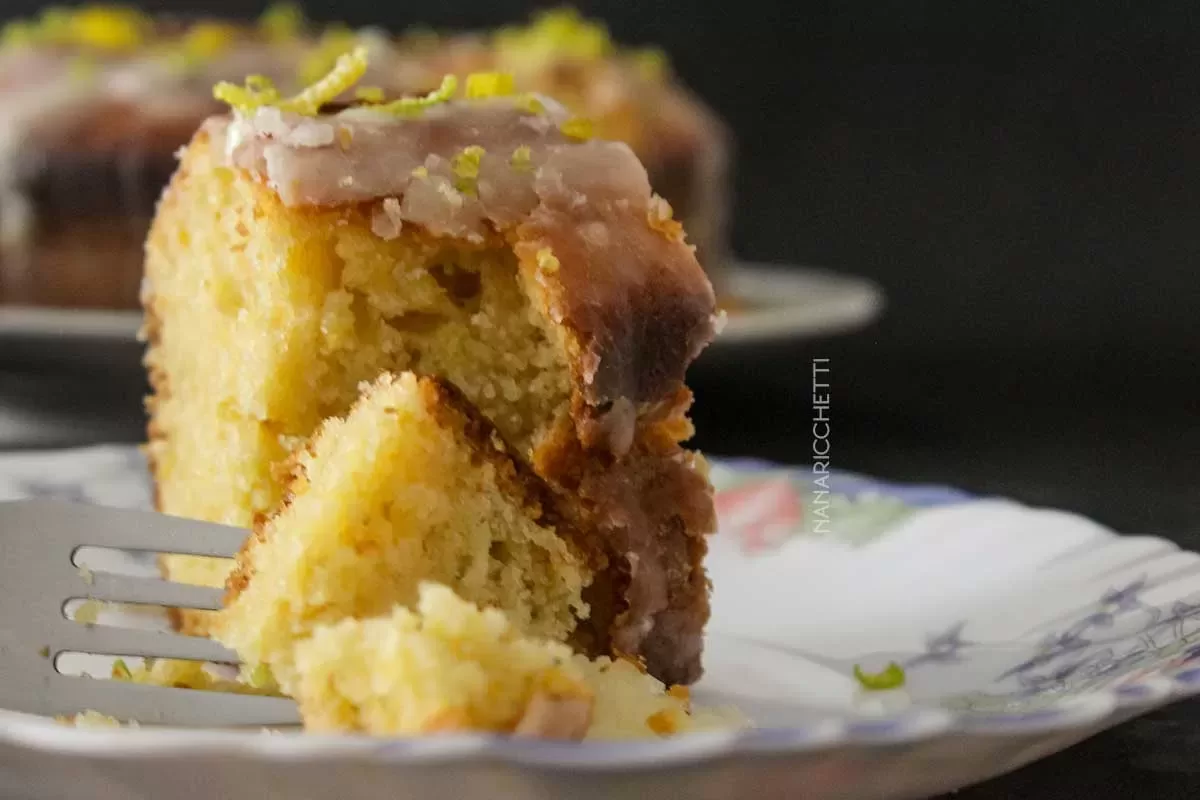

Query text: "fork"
[0, 499, 300, 726]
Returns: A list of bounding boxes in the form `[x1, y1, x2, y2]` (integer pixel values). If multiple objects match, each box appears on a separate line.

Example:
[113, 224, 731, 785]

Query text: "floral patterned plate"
[2, 446, 1200, 800]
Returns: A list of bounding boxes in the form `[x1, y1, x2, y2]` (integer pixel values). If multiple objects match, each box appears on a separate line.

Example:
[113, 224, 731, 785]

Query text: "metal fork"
[0, 499, 300, 726]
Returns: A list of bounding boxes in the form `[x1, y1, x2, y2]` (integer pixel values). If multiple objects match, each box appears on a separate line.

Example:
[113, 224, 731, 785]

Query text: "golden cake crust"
[513, 192, 716, 453]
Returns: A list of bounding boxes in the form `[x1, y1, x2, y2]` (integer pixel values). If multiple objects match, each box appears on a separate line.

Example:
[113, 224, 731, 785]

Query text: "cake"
[1, 5, 729, 312]
[579, 656, 734, 739]
[290, 582, 593, 737]
[217, 371, 589, 689]
[144, 50, 719, 683]
[58, 710, 136, 728]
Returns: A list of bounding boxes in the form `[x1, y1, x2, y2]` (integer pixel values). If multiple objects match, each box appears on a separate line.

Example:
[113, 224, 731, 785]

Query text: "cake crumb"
[58, 710, 139, 729]
[647, 194, 685, 242]
[74, 600, 101, 625]
[370, 198, 404, 240]
[535, 248, 559, 274]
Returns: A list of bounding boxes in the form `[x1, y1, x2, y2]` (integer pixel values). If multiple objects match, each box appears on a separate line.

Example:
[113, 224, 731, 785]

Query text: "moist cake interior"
[150, 145, 576, 592]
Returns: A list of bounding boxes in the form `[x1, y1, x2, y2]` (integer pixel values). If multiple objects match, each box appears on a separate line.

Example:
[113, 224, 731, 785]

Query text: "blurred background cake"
[0, 4, 730, 311]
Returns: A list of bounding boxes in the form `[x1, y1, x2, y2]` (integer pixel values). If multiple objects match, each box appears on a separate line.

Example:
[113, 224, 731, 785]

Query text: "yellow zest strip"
[213, 73, 282, 112]
[213, 46, 367, 115]
[279, 45, 368, 115]
[369, 74, 458, 116]
[182, 21, 238, 59]
[464, 72, 515, 99]
[494, 8, 613, 62]
[559, 116, 594, 141]
[354, 86, 386, 103]
[510, 145, 533, 172]
[297, 25, 357, 85]
[451, 146, 486, 195]
[166, 20, 239, 73]
[2, 5, 149, 52]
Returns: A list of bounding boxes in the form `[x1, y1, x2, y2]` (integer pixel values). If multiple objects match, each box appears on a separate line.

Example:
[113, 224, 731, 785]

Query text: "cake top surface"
[210, 50, 653, 219]
[218, 98, 646, 228]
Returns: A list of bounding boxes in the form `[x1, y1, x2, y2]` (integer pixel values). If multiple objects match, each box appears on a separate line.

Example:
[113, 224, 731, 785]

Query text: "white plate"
[3, 447, 1198, 800]
[716, 262, 884, 345]
[0, 261, 884, 372]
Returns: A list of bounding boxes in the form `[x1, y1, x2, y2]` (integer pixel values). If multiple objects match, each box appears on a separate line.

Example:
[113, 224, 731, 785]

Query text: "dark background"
[4, 0, 1200, 796]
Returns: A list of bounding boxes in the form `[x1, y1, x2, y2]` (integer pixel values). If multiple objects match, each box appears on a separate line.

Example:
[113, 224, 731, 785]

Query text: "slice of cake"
[291, 583, 593, 737]
[145, 50, 719, 683]
[217, 371, 589, 690]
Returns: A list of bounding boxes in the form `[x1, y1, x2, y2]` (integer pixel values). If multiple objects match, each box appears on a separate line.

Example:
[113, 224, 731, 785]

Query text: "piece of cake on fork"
[143, 49, 721, 684]
[217, 371, 590, 691]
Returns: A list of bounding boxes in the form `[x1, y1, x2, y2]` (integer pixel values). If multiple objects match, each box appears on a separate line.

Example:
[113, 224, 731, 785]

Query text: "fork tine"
[81, 573, 226, 610]
[0, 500, 301, 727]
[53, 621, 239, 663]
[5, 499, 248, 558]
[49, 674, 301, 727]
